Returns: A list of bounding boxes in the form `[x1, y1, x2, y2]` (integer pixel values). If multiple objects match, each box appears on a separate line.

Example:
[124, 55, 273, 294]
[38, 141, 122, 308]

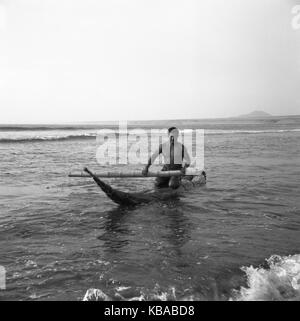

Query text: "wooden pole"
[68, 169, 202, 178]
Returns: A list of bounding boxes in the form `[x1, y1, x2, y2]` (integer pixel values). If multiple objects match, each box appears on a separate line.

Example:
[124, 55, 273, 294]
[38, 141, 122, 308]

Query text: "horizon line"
[1, 114, 300, 126]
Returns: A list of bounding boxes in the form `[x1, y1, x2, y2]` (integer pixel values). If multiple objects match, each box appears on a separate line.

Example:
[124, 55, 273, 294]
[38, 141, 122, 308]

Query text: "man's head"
[168, 127, 179, 141]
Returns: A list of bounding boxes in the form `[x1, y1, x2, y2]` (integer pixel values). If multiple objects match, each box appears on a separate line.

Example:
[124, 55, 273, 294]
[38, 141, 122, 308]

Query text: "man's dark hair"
[168, 127, 178, 134]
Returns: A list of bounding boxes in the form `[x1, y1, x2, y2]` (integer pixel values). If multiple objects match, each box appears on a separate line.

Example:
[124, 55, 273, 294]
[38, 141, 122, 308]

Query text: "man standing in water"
[142, 127, 191, 189]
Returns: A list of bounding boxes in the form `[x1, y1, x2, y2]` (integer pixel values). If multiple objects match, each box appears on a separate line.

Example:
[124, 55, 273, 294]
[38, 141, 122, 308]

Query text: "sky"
[0, 0, 299, 123]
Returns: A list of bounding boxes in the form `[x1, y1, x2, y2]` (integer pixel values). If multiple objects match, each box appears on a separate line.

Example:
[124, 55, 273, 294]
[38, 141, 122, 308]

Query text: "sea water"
[0, 117, 299, 300]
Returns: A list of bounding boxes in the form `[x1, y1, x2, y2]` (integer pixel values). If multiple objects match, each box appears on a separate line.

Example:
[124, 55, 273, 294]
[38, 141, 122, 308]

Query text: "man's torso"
[159, 141, 184, 167]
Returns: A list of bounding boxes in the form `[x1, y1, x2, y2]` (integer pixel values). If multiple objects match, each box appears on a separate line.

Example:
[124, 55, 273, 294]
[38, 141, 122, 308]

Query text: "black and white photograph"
[0, 0, 300, 305]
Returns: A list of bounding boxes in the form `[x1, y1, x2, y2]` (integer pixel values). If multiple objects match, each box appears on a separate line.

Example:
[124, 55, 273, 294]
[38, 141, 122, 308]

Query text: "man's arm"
[142, 145, 162, 176]
[181, 145, 191, 173]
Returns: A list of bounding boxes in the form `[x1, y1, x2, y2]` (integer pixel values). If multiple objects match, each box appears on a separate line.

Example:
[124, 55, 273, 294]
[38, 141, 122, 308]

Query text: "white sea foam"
[0, 128, 299, 143]
[231, 254, 300, 301]
[83, 288, 111, 301]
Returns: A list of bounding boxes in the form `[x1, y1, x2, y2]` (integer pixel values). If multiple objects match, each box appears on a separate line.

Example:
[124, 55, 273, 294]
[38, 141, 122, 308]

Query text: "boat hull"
[84, 168, 206, 206]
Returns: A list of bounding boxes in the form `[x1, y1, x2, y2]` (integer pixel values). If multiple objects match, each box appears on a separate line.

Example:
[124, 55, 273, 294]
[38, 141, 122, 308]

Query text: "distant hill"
[239, 110, 272, 118]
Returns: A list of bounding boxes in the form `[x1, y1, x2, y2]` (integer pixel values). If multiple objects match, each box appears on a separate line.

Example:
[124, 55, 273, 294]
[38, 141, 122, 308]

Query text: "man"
[142, 127, 191, 189]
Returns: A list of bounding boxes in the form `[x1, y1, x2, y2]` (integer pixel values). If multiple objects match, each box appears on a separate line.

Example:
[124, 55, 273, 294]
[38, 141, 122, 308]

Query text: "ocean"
[0, 116, 299, 301]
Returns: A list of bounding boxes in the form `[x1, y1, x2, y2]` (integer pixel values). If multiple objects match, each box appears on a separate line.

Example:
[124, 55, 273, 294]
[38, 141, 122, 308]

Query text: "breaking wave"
[0, 133, 97, 143]
[0, 128, 299, 143]
[231, 254, 300, 301]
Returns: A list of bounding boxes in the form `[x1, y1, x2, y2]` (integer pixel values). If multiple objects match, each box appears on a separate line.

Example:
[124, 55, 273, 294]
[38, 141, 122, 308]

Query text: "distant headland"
[238, 110, 272, 118]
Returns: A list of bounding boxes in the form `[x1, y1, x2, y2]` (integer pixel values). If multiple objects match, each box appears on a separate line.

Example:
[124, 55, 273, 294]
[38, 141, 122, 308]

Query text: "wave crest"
[231, 254, 300, 301]
[0, 133, 96, 143]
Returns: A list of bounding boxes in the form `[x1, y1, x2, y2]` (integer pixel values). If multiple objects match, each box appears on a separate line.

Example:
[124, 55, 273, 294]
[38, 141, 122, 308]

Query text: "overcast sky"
[0, 0, 299, 123]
